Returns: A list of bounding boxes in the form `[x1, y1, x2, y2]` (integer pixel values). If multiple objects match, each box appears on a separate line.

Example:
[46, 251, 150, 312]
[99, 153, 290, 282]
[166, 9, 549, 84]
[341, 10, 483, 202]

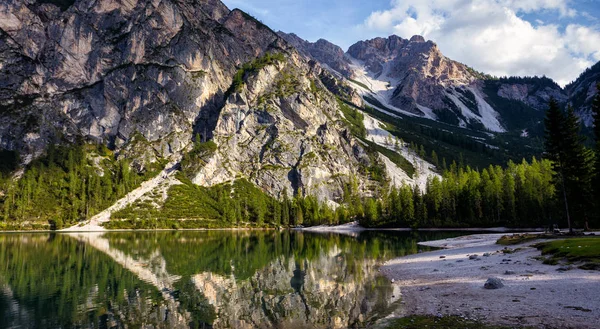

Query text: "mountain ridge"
[278, 32, 598, 131]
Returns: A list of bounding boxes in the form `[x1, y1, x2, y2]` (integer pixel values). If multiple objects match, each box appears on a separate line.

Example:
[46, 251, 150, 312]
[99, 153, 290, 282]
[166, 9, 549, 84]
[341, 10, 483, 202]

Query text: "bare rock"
[484, 277, 504, 289]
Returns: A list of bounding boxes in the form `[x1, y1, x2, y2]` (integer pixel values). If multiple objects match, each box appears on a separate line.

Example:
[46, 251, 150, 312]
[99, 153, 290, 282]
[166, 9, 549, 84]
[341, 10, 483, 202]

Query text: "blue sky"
[222, 0, 600, 86]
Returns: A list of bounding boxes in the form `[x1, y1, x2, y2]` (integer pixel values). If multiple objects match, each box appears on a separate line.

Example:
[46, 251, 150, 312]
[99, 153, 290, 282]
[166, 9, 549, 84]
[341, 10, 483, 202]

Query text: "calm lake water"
[0, 230, 470, 329]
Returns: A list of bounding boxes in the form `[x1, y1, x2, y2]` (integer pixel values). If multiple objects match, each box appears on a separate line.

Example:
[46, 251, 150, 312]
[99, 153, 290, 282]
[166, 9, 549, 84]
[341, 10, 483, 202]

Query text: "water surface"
[0, 230, 469, 328]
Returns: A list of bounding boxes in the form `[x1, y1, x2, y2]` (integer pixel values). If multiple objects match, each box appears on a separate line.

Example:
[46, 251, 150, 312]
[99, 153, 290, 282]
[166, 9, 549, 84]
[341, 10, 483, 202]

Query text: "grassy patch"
[383, 315, 533, 329]
[360, 137, 415, 178]
[497, 233, 542, 245]
[363, 95, 396, 113]
[227, 52, 286, 96]
[110, 176, 281, 227]
[337, 98, 367, 138]
[535, 238, 600, 270]
[348, 78, 374, 93]
[180, 140, 217, 178]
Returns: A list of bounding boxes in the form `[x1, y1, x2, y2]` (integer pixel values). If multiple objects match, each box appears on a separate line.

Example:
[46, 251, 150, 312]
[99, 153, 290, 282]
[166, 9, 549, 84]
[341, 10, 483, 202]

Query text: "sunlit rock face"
[192, 50, 372, 201]
[0, 0, 375, 200]
[346, 35, 508, 130]
[192, 246, 396, 329]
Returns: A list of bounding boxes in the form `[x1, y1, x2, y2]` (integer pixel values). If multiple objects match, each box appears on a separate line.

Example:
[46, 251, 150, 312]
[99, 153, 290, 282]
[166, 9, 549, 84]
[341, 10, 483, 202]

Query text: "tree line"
[358, 84, 600, 230]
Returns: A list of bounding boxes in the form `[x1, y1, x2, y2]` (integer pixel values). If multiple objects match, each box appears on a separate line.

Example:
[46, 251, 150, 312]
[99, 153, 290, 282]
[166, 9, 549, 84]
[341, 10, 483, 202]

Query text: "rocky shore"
[380, 234, 600, 328]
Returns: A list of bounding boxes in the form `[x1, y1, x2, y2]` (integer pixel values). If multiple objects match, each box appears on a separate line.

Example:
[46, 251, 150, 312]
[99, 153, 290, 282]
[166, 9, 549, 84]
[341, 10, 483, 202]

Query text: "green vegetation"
[383, 315, 533, 329]
[358, 99, 543, 170]
[360, 138, 415, 178]
[337, 98, 367, 138]
[360, 158, 557, 228]
[535, 238, 600, 270]
[227, 52, 286, 96]
[180, 138, 217, 178]
[497, 233, 543, 245]
[593, 85, 600, 230]
[482, 81, 546, 132]
[544, 100, 595, 232]
[348, 78, 374, 93]
[363, 95, 397, 114]
[110, 176, 278, 227]
[108, 175, 356, 228]
[0, 143, 160, 230]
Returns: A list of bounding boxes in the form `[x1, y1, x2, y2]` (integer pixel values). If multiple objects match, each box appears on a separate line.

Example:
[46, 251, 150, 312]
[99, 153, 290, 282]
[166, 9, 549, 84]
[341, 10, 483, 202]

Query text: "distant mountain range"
[279, 32, 600, 133]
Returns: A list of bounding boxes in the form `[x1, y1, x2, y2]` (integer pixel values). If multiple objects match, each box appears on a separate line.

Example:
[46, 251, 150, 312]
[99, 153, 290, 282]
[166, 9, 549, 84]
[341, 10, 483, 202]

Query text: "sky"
[221, 0, 600, 86]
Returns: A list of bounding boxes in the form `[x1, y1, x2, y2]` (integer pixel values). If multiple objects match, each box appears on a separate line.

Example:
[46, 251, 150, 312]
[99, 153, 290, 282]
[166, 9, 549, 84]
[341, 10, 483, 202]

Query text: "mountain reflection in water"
[0, 230, 467, 328]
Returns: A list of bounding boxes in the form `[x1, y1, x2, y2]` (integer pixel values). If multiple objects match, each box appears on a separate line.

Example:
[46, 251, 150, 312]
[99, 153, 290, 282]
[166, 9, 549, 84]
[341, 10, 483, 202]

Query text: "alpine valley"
[0, 0, 599, 230]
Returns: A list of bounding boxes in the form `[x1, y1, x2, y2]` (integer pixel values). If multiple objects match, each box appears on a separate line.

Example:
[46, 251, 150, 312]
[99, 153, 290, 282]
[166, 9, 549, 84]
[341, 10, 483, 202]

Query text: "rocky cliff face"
[496, 82, 566, 110]
[565, 61, 600, 126]
[0, 0, 376, 200]
[346, 35, 505, 132]
[191, 50, 372, 200]
[341, 34, 598, 132]
[277, 32, 353, 78]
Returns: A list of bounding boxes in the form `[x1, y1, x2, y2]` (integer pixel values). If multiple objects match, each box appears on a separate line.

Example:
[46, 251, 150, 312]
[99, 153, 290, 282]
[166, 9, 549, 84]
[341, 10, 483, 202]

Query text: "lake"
[0, 230, 470, 328]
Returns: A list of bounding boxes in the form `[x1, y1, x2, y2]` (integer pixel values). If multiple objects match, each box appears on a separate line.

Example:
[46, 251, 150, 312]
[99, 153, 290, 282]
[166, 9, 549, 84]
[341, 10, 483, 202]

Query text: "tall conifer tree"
[543, 98, 571, 232]
[592, 83, 600, 226]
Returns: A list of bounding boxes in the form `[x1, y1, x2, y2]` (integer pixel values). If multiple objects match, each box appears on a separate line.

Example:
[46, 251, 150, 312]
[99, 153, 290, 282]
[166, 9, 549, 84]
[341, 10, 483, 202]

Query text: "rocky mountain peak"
[409, 35, 426, 43]
[277, 31, 352, 77]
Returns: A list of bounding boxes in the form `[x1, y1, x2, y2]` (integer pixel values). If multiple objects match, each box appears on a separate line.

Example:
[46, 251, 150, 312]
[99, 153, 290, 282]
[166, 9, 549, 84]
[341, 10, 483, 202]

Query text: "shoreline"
[1, 221, 547, 233]
[380, 233, 600, 329]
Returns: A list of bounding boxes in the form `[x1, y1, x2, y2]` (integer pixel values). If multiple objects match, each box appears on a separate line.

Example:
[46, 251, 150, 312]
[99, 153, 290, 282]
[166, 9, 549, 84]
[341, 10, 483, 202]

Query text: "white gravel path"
[61, 160, 181, 232]
[380, 234, 600, 328]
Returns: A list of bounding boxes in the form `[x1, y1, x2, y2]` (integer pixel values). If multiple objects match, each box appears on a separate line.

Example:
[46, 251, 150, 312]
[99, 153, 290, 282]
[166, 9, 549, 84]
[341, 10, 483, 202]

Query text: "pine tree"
[431, 150, 439, 168]
[593, 84, 600, 227]
[544, 98, 570, 231]
[544, 99, 593, 232]
[562, 106, 594, 230]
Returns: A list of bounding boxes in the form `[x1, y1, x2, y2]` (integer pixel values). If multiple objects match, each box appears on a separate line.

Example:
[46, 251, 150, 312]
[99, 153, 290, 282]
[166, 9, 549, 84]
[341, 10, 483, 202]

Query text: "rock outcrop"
[565, 61, 600, 126]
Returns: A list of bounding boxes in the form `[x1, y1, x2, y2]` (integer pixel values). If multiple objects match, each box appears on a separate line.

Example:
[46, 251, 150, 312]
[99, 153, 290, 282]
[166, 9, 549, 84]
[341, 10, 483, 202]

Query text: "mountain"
[565, 61, 600, 126]
[277, 32, 353, 78]
[284, 34, 598, 134]
[346, 35, 564, 133]
[0, 0, 378, 203]
[1, 0, 599, 230]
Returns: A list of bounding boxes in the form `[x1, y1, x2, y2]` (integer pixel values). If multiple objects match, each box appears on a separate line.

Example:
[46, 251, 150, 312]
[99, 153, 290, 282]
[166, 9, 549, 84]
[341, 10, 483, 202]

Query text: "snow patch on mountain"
[347, 58, 436, 119]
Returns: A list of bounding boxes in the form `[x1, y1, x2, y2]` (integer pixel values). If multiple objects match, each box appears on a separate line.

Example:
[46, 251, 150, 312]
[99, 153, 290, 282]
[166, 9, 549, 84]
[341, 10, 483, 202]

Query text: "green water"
[0, 230, 467, 328]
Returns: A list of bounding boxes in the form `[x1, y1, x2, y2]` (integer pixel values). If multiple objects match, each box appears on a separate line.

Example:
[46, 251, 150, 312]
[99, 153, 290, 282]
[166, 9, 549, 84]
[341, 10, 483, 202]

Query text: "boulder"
[484, 277, 504, 289]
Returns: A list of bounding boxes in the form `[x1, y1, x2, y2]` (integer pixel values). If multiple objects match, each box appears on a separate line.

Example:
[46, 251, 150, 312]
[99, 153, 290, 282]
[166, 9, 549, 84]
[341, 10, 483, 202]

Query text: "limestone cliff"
[0, 0, 377, 200]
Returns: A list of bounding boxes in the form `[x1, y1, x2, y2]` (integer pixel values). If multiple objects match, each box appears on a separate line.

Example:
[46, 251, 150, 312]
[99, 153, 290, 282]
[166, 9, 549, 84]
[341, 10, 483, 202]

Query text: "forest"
[0, 143, 162, 230]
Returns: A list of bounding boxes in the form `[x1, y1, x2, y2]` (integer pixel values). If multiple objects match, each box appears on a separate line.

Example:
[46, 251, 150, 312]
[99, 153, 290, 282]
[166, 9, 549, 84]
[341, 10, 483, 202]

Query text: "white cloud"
[358, 0, 600, 86]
